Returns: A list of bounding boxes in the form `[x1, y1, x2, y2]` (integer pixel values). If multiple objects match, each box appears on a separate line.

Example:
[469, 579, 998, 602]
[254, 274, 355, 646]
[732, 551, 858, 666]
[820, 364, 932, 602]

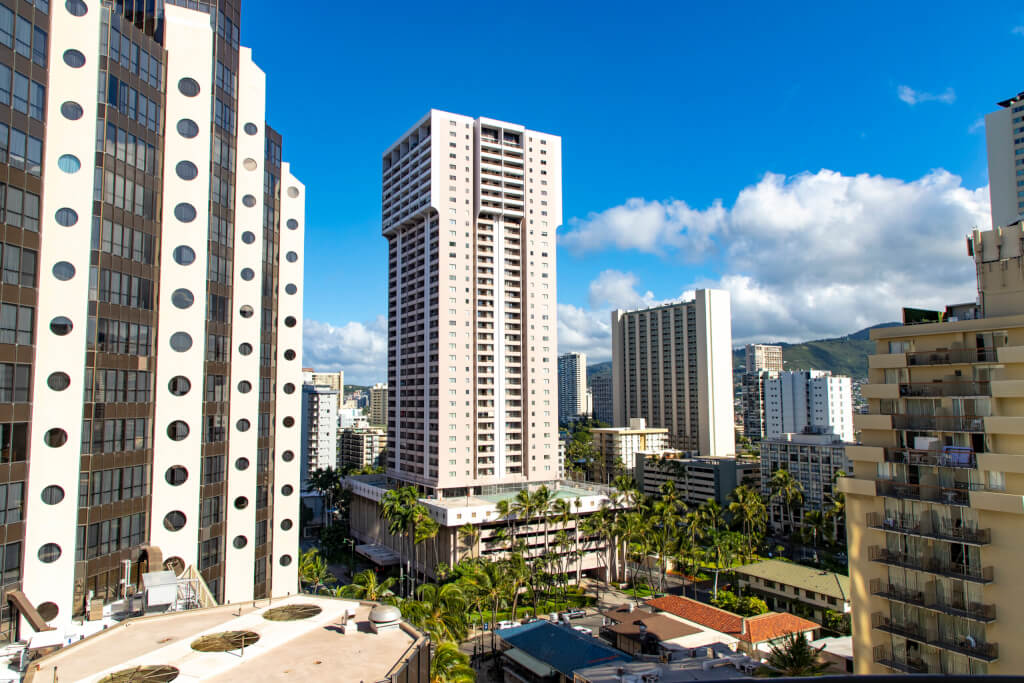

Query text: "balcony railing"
[900, 381, 991, 397]
[884, 446, 976, 469]
[875, 479, 972, 506]
[890, 414, 985, 432]
[907, 347, 998, 366]
[868, 546, 994, 583]
[869, 579, 997, 623]
[866, 512, 992, 545]
[873, 646, 929, 674]
[871, 613, 999, 662]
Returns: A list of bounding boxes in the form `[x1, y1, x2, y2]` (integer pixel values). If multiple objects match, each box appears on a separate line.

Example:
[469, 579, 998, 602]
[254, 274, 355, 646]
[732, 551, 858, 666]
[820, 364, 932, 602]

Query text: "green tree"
[769, 468, 805, 537]
[458, 523, 480, 561]
[401, 582, 468, 643]
[729, 484, 767, 560]
[763, 632, 829, 676]
[429, 641, 476, 683]
[298, 548, 336, 593]
[306, 467, 344, 527]
[334, 568, 396, 601]
[801, 510, 832, 549]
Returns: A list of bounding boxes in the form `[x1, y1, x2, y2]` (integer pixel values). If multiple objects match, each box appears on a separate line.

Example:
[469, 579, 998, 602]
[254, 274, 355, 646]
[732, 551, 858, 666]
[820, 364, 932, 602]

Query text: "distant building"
[369, 383, 388, 426]
[759, 430, 852, 536]
[741, 370, 778, 440]
[733, 559, 851, 625]
[611, 291, 735, 456]
[590, 374, 613, 425]
[558, 352, 588, 421]
[985, 90, 1024, 228]
[745, 344, 783, 372]
[593, 418, 670, 473]
[339, 428, 388, 470]
[304, 368, 345, 411]
[339, 408, 369, 430]
[636, 451, 760, 507]
[765, 370, 854, 442]
[302, 384, 339, 485]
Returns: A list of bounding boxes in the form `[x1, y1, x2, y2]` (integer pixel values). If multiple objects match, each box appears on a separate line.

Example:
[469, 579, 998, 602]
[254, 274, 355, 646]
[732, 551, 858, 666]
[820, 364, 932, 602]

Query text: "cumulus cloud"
[558, 169, 990, 354]
[897, 85, 956, 105]
[303, 317, 388, 385]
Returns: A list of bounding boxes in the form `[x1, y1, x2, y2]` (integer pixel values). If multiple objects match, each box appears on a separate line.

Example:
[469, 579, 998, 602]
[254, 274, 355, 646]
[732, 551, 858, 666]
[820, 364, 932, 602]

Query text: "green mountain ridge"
[586, 323, 898, 383]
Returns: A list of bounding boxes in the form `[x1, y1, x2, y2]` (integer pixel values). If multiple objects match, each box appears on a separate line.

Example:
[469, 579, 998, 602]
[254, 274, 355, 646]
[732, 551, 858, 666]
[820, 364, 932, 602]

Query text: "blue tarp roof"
[496, 621, 632, 677]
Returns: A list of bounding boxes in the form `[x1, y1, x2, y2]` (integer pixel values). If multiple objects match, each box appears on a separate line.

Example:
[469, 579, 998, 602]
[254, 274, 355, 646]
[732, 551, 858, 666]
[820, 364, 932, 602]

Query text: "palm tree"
[769, 468, 805, 537]
[802, 510, 832, 549]
[298, 548, 336, 593]
[729, 484, 767, 561]
[306, 468, 343, 527]
[703, 529, 742, 599]
[430, 641, 476, 683]
[826, 471, 847, 544]
[697, 499, 726, 536]
[458, 523, 480, 561]
[763, 632, 829, 676]
[335, 568, 396, 601]
[532, 486, 554, 554]
[402, 582, 468, 644]
[494, 497, 517, 557]
[415, 512, 441, 581]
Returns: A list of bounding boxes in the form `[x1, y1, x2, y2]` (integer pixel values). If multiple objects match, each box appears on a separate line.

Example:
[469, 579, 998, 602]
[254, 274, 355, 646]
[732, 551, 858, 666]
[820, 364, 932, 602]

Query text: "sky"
[241, 0, 1022, 383]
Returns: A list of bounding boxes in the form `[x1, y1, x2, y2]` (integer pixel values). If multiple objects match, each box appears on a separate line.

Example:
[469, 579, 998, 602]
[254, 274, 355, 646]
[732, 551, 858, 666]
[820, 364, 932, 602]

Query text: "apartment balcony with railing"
[900, 381, 991, 398]
[866, 512, 992, 545]
[875, 479, 973, 506]
[907, 347, 999, 367]
[871, 613, 998, 661]
[868, 546, 993, 583]
[883, 446, 977, 469]
[889, 414, 985, 432]
[870, 579, 997, 622]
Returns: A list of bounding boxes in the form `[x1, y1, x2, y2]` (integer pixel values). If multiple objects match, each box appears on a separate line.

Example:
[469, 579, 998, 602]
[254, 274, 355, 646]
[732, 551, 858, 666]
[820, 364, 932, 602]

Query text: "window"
[204, 415, 226, 443]
[0, 423, 27, 463]
[0, 364, 30, 402]
[199, 538, 220, 570]
[80, 418, 150, 454]
[86, 465, 147, 505]
[201, 455, 225, 485]
[200, 496, 222, 527]
[14, 17, 30, 58]
[0, 482, 22, 525]
[0, 304, 32, 345]
[0, 6, 12, 48]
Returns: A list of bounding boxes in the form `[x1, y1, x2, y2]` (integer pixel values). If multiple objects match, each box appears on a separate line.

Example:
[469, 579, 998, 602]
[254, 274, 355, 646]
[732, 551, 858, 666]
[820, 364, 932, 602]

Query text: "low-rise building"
[646, 595, 819, 657]
[26, 595, 430, 683]
[338, 407, 369, 429]
[339, 427, 388, 470]
[732, 559, 851, 625]
[636, 451, 760, 506]
[593, 418, 670, 473]
[759, 429, 852, 536]
[496, 620, 631, 683]
[348, 477, 627, 580]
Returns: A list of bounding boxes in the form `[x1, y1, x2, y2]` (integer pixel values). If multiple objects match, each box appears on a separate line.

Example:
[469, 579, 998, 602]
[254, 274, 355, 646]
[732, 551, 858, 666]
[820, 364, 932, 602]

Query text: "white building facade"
[14, 0, 304, 634]
[765, 370, 854, 443]
[558, 351, 587, 422]
[984, 91, 1024, 229]
[610, 291, 735, 456]
[301, 384, 339, 485]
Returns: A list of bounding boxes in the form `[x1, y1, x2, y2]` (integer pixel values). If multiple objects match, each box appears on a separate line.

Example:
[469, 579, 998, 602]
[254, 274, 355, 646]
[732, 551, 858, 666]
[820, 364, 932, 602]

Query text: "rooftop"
[601, 605, 702, 641]
[645, 596, 818, 644]
[496, 620, 632, 677]
[732, 560, 850, 602]
[575, 653, 757, 682]
[26, 595, 423, 683]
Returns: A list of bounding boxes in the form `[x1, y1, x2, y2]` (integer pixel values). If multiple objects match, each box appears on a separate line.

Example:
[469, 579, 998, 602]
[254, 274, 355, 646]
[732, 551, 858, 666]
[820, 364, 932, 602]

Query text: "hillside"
[585, 323, 897, 384]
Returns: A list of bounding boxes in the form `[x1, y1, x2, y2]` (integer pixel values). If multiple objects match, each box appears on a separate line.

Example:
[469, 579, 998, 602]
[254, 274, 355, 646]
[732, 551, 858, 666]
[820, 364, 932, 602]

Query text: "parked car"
[572, 625, 593, 636]
[496, 620, 517, 630]
[563, 608, 586, 619]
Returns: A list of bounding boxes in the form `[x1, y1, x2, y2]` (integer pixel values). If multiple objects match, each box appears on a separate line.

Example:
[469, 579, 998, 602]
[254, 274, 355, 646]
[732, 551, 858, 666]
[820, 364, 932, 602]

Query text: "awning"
[355, 544, 400, 566]
[503, 647, 556, 677]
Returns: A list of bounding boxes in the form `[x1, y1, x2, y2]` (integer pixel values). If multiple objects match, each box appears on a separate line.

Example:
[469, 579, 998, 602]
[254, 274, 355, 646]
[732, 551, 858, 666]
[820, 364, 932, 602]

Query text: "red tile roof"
[738, 612, 818, 644]
[645, 596, 743, 636]
[645, 596, 818, 644]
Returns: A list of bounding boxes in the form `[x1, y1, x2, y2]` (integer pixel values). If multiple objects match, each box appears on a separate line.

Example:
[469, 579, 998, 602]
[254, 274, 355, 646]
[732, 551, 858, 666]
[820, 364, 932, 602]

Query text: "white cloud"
[558, 169, 990, 354]
[302, 317, 388, 385]
[1012, 25, 1024, 35]
[897, 85, 956, 105]
[968, 118, 985, 134]
[557, 303, 612, 362]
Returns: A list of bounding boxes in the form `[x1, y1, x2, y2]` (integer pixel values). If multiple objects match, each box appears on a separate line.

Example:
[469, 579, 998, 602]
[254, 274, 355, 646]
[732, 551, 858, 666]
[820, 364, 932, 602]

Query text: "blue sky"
[243, 1, 1021, 382]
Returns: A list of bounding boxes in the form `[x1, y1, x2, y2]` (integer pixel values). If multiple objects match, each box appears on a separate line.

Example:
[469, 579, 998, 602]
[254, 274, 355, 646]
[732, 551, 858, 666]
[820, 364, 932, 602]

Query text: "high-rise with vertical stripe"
[0, 0, 303, 638]
[382, 111, 561, 496]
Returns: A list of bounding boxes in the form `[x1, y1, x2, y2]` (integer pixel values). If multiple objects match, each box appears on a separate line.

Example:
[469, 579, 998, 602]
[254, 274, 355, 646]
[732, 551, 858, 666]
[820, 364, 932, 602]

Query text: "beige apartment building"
[611, 292, 735, 456]
[303, 368, 345, 412]
[592, 418, 670, 473]
[840, 223, 1024, 674]
[369, 382, 388, 427]
[746, 344, 784, 373]
[339, 427, 388, 470]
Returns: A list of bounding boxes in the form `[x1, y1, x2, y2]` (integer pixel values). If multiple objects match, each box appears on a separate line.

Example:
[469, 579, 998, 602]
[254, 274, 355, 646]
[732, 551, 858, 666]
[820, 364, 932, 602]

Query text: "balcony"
[875, 479, 972, 506]
[883, 446, 976, 469]
[866, 512, 992, 545]
[873, 646, 929, 674]
[900, 381, 991, 397]
[907, 347, 998, 366]
[868, 546, 994, 583]
[869, 579, 997, 623]
[890, 414, 985, 432]
[871, 612, 998, 661]
[871, 612, 926, 641]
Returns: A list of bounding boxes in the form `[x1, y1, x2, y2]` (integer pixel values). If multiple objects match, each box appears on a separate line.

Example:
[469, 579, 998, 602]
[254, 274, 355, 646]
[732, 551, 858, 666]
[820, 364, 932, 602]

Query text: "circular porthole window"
[283, 383, 295, 394]
[279, 555, 292, 567]
[50, 317, 73, 335]
[165, 467, 188, 486]
[44, 428, 68, 447]
[234, 497, 248, 510]
[286, 219, 298, 230]
[238, 343, 253, 355]
[47, 372, 70, 391]
[168, 376, 191, 396]
[163, 511, 186, 531]
[173, 245, 196, 265]
[177, 119, 199, 138]
[283, 349, 296, 361]
[235, 457, 249, 471]
[285, 316, 297, 328]
[281, 519, 293, 531]
[174, 203, 196, 223]
[52, 262, 75, 281]
[240, 305, 254, 319]
[41, 485, 64, 504]
[170, 332, 192, 351]
[55, 208, 78, 227]
[171, 289, 194, 309]
[285, 284, 297, 295]
[167, 421, 189, 441]
[61, 101, 83, 120]
[236, 419, 250, 432]
[242, 195, 257, 208]
[287, 187, 300, 198]
[281, 484, 293, 496]
[233, 536, 247, 549]
[65, 0, 88, 16]
[57, 154, 81, 173]
[176, 161, 198, 180]
[62, 49, 86, 67]
[243, 158, 258, 171]
[238, 381, 251, 393]
[286, 251, 298, 263]
[240, 267, 254, 281]
[244, 123, 258, 135]
[177, 78, 200, 97]
[241, 231, 256, 244]
[282, 417, 295, 428]
[281, 451, 295, 462]
[38, 544, 61, 563]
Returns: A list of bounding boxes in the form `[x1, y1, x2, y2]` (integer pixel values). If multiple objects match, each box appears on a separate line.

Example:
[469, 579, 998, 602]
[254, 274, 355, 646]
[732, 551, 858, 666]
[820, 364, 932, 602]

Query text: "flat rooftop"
[27, 595, 422, 683]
